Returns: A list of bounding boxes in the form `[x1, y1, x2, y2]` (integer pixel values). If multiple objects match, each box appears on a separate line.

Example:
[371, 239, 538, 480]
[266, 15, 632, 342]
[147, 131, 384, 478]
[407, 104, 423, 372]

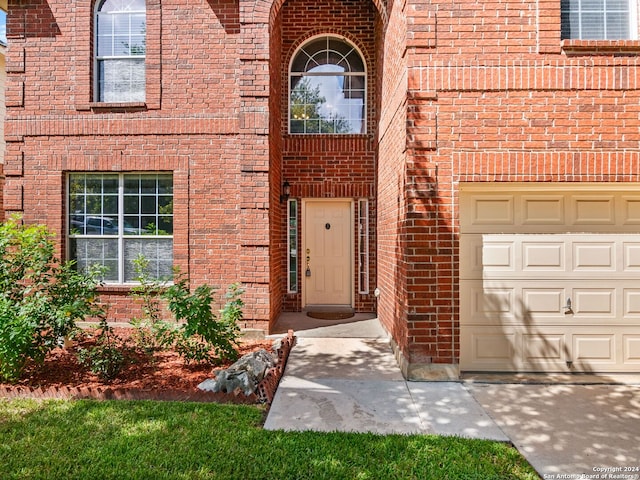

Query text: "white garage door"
[460, 184, 640, 373]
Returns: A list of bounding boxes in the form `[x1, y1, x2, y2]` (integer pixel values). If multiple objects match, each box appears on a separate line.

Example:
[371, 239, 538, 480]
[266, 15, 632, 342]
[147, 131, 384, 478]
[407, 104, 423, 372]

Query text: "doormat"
[306, 311, 355, 320]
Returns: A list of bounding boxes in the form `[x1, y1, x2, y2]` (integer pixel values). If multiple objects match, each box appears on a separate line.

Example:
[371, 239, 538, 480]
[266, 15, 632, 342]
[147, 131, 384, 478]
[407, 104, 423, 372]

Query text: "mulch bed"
[0, 328, 295, 405]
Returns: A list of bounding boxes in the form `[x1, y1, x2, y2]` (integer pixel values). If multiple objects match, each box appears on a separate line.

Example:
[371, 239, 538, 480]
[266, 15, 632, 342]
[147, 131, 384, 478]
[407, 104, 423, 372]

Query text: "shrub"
[0, 216, 105, 382]
[128, 255, 174, 358]
[76, 319, 127, 382]
[163, 277, 242, 364]
[128, 257, 242, 366]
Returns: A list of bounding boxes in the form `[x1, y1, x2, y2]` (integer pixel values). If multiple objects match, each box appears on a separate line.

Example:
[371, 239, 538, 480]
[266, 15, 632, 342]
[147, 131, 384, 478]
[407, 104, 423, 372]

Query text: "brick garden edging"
[0, 330, 296, 405]
[257, 329, 295, 404]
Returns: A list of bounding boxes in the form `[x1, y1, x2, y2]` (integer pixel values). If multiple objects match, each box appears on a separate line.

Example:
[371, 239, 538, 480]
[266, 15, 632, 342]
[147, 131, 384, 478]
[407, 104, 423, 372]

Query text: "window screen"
[561, 0, 632, 39]
[95, 0, 146, 102]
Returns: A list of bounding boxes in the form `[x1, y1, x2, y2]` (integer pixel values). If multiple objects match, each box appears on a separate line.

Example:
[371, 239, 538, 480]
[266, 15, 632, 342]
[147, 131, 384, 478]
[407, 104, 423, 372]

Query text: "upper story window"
[289, 36, 366, 135]
[95, 0, 146, 102]
[561, 0, 637, 39]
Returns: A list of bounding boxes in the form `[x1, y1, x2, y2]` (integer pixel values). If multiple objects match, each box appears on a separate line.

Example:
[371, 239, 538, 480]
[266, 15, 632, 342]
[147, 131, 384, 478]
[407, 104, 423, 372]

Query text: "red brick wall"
[268, 15, 284, 329]
[0, 163, 3, 216]
[386, 0, 640, 370]
[6, 0, 638, 363]
[4, 0, 271, 330]
[377, 0, 413, 363]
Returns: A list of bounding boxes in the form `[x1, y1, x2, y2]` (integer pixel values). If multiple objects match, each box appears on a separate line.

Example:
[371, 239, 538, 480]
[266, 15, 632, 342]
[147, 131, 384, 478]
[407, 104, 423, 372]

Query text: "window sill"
[286, 133, 372, 138]
[98, 282, 173, 293]
[97, 284, 134, 295]
[76, 102, 148, 112]
[561, 39, 640, 55]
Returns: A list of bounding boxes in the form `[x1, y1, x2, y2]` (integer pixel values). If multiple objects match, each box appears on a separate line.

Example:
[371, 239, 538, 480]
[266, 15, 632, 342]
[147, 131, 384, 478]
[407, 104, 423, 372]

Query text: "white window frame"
[358, 198, 369, 295]
[94, 0, 147, 103]
[67, 172, 173, 284]
[561, 0, 638, 40]
[287, 199, 298, 293]
[289, 34, 367, 135]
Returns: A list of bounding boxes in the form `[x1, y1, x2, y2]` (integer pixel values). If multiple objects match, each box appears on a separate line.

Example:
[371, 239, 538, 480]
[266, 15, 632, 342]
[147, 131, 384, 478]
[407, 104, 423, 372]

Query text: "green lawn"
[0, 399, 538, 480]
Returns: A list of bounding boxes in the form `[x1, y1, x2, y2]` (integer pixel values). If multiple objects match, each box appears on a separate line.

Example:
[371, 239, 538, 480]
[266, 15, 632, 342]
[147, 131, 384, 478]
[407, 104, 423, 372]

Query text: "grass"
[0, 399, 538, 480]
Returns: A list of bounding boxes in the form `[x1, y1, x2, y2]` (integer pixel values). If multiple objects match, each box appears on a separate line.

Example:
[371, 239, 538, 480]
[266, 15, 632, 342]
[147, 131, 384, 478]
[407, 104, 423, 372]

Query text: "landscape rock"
[197, 349, 277, 396]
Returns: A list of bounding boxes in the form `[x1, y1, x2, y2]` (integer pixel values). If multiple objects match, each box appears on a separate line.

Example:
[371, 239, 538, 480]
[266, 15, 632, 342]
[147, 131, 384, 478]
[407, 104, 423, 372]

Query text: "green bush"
[128, 255, 173, 358]
[0, 216, 105, 382]
[164, 278, 242, 364]
[76, 319, 127, 382]
[128, 256, 242, 366]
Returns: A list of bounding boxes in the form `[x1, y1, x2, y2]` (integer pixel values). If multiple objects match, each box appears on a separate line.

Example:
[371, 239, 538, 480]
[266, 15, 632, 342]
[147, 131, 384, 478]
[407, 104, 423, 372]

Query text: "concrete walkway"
[265, 315, 640, 478]
[265, 315, 506, 440]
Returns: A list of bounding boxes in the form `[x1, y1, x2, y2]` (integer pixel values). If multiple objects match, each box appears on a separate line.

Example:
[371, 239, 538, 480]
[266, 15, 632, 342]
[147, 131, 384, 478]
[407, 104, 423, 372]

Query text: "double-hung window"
[289, 35, 366, 134]
[95, 0, 146, 102]
[561, 0, 637, 39]
[68, 173, 173, 283]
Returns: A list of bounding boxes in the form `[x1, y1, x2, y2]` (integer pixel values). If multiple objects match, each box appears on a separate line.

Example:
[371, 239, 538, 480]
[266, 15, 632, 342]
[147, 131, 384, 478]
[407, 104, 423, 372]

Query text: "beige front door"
[303, 200, 352, 307]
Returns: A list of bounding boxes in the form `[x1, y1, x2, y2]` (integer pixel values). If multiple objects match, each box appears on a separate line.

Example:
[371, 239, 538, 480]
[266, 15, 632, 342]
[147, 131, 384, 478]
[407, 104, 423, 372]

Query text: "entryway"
[302, 200, 353, 308]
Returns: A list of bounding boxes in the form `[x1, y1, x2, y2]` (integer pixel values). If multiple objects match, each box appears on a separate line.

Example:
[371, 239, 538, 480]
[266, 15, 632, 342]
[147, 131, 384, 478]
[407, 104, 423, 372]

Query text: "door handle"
[564, 298, 573, 315]
[306, 248, 311, 276]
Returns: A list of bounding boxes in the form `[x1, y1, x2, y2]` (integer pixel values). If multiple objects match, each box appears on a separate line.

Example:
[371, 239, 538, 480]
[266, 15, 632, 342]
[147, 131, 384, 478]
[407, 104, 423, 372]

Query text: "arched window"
[289, 36, 366, 134]
[95, 0, 146, 102]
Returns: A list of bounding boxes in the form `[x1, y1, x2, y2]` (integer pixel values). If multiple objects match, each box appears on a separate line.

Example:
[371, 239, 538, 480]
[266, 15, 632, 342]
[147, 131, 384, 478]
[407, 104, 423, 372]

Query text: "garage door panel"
[523, 334, 564, 361]
[573, 289, 615, 317]
[521, 196, 564, 225]
[573, 334, 616, 364]
[460, 185, 640, 373]
[623, 335, 640, 363]
[482, 243, 514, 270]
[460, 327, 518, 371]
[463, 235, 639, 280]
[622, 197, 640, 224]
[461, 327, 571, 372]
[462, 281, 517, 324]
[476, 289, 513, 314]
[522, 242, 564, 271]
[461, 187, 640, 234]
[463, 280, 635, 325]
[469, 196, 515, 225]
[623, 243, 640, 270]
[572, 197, 615, 225]
[475, 334, 514, 360]
[461, 328, 640, 372]
[573, 242, 616, 272]
[460, 235, 515, 278]
[522, 288, 564, 315]
[623, 289, 640, 317]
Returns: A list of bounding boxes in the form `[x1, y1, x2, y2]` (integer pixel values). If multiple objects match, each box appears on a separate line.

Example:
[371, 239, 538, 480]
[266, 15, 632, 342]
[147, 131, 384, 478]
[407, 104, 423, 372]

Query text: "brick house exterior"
[3, 0, 640, 378]
[0, 0, 6, 214]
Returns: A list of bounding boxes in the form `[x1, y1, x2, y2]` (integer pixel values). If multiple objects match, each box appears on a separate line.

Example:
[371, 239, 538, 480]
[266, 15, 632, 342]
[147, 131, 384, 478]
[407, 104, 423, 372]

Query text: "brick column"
[238, 0, 272, 324]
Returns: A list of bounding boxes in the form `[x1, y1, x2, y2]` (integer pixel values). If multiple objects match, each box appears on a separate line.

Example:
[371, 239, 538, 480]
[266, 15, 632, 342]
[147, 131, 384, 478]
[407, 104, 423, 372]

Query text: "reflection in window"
[95, 0, 146, 102]
[561, 0, 635, 39]
[358, 199, 369, 294]
[288, 199, 298, 293]
[68, 173, 173, 283]
[290, 36, 366, 134]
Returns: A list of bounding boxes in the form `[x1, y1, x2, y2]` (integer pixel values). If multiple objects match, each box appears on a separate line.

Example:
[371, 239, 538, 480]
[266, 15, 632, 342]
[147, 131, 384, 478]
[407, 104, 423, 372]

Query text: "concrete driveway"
[467, 383, 640, 478]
